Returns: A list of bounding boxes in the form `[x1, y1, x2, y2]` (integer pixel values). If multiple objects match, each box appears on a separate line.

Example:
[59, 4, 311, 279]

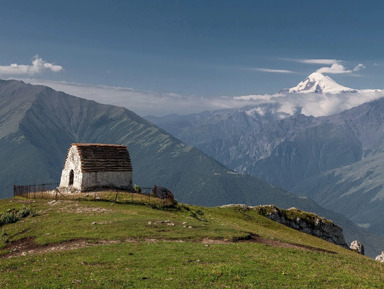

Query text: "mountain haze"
[147, 74, 384, 238]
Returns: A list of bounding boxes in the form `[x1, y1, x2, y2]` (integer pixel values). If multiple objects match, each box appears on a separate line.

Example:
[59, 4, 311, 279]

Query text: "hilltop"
[1, 197, 384, 288]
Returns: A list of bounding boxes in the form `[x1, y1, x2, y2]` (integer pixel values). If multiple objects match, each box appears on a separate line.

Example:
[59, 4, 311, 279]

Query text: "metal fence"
[13, 183, 175, 206]
[13, 183, 59, 198]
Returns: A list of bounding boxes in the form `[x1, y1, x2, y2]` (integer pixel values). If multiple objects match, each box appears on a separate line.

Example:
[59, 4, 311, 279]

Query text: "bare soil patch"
[1, 238, 119, 259]
[238, 234, 336, 254]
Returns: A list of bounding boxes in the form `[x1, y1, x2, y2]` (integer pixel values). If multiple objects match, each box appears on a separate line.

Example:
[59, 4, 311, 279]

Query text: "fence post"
[115, 189, 118, 203]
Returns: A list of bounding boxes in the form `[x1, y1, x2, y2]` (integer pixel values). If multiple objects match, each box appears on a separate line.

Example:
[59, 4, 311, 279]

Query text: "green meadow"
[0, 197, 383, 288]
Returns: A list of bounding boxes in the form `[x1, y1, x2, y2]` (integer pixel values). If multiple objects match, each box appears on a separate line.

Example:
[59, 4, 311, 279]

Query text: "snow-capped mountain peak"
[288, 72, 357, 94]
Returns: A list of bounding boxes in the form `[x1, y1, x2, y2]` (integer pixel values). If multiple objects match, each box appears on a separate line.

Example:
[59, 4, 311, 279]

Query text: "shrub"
[16, 206, 33, 218]
[0, 212, 18, 226]
[0, 206, 37, 227]
[189, 212, 197, 218]
[195, 209, 204, 216]
[1, 230, 9, 243]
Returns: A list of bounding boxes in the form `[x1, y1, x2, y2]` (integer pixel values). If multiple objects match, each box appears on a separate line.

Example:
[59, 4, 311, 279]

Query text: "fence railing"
[13, 183, 175, 207]
[13, 183, 59, 198]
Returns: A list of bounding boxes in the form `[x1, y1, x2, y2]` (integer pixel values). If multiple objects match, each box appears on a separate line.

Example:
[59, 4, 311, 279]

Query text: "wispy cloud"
[253, 68, 293, 74]
[353, 63, 366, 72]
[295, 58, 341, 65]
[0, 56, 63, 75]
[316, 63, 365, 74]
[235, 89, 384, 117]
[21, 79, 229, 116]
[285, 58, 366, 75]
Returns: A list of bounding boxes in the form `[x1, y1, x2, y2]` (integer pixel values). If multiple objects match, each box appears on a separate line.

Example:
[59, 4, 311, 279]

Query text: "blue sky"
[2, 0, 384, 115]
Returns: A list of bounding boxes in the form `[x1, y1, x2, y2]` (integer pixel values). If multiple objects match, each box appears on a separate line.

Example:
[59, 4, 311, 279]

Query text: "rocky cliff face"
[221, 204, 348, 248]
[257, 205, 348, 249]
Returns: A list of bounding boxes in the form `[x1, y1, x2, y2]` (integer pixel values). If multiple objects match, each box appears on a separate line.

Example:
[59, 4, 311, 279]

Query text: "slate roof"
[71, 143, 132, 172]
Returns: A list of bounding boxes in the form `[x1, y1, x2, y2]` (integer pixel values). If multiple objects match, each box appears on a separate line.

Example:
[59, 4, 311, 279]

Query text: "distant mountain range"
[2, 78, 384, 257]
[147, 73, 384, 237]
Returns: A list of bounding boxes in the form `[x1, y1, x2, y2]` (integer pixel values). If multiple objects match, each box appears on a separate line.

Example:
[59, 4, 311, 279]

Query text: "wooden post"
[115, 190, 118, 203]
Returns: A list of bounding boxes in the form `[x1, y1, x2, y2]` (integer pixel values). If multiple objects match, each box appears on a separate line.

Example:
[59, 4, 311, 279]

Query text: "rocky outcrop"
[350, 240, 365, 255]
[220, 204, 348, 249]
[257, 205, 348, 249]
[375, 252, 384, 262]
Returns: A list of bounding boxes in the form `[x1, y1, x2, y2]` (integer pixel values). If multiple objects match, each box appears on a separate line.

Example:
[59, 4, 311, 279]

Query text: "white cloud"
[0, 56, 63, 75]
[316, 63, 366, 75]
[353, 63, 366, 72]
[253, 68, 293, 74]
[316, 63, 352, 74]
[236, 89, 384, 117]
[296, 58, 341, 65]
[287, 58, 366, 75]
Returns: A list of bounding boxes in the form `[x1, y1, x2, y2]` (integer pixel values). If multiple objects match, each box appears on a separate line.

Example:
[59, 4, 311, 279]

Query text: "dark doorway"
[69, 170, 74, 186]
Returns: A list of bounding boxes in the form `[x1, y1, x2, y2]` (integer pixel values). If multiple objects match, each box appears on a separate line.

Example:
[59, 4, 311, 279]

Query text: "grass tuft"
[0, 206, 37, 227]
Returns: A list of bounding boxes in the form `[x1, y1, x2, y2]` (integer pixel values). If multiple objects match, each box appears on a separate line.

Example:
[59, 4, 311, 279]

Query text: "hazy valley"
[147, 73, 384, 237]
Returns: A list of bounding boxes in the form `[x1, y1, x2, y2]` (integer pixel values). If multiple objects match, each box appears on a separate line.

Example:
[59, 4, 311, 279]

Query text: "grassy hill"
[2, 78, 376, 256]
[1, 197, 383, 288]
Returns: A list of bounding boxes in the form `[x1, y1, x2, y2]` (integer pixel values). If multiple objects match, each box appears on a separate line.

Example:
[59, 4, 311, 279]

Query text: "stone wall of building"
[81, 171, 132, 191]
[59, 146, 83, 190]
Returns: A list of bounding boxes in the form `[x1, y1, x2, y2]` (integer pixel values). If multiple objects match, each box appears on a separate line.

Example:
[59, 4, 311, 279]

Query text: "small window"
[69, 170, 74, 186]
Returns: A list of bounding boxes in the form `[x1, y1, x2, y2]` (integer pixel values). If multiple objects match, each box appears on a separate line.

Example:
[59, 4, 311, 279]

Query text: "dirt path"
[1, 234, 335, 259]
[241, 234, 336, 254]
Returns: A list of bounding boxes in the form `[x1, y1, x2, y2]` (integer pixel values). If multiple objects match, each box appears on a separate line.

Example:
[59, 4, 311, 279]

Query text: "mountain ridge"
[147, 77, 384, 239]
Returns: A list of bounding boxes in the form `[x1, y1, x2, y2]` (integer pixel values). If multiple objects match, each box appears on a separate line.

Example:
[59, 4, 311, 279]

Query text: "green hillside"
[0, 197, 383, 288]
[2, 79, 384, 258]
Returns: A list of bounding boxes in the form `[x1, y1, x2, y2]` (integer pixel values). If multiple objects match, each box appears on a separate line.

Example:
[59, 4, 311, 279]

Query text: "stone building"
[59, 143, 133, 192]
